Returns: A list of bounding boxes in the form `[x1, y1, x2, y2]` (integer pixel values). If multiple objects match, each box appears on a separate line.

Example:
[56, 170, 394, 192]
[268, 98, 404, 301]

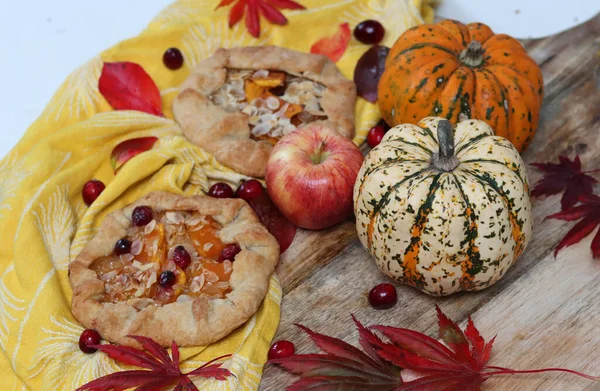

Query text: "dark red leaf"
[245, 0, 261, 37]
[187, 364, 232, 380]
[579, 192, 600, 204]
[483, 366, 599, 382]
[371, 326, 464, 370]
[267, 0, 305, 9]
[546, 193, 600, 258]
[270, 322, 401, 389]
[189, 353, 231, 369]
[592, 228, 600, 259]
[248, 192, 296, 252]
[560, 155, 580, 169]
[273, 309, 598, 390]
[396, 373, 482, 391]
[132, 377, 179, 391]
[553, 215, 600, 256]
[259, 1, 288, 25]
[464, 317, 487, 369]
[310, 23, 352, 63]
[531, 155, 597, 210]
[535, 159, 600, 258]
[373, 340, 467, 374]
[353, 46, 390, 103]
[562, 185, 584, 213]
[272, 353, 397, 380]
[93, 345, 167, 373]
[99, 62, 163, 116]
[126, 335, 174, 368]
[110, 137, 158, 173]
[76, 336, 232, 390]
[76, 371, 178, 391]
[435, 306, 475, 368]
[219, 0, 303, 37]
[546, 204, 597, 221]
[175, 377, 199, 391]
[352, 315, 393, 371]
[171, 341, 180, 365]
[228, 0, 247, 27]
[296, 323, 385, 370]
[482, 336, 496, 365]
[287, 376, 394, 391]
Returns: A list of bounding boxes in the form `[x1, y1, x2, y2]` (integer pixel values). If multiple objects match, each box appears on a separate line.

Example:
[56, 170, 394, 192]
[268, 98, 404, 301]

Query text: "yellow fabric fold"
[0, 1, 432, 389]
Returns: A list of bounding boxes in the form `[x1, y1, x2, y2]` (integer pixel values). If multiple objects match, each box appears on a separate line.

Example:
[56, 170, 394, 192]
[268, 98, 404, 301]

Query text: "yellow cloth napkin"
[0, 1, 432, 390]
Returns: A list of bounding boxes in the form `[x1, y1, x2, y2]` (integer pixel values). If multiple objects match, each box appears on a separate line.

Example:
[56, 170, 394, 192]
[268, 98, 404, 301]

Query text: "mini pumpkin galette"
[69, 191, 279, 347]
[173, 46, 357, 178]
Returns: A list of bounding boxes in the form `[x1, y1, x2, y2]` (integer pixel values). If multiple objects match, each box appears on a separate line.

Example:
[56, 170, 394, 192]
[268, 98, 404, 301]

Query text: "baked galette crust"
[69, 191, 279, 347]
[172, 46, 356, 178]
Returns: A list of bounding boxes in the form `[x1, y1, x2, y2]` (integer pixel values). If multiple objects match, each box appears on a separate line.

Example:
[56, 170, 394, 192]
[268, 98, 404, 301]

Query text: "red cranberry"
[218, 243, 241, 262]
[354, 20, 385, 45]
[79, 329, 101, 354]
[172, 245, 191, 269]
[235, 180, 263, 201]
[132, 206, 153, 226]
[114, 238, 132, 255]
[208, 182, 234, 199]
[159, 271, 176, 288]
[163, 48, 184, 70]
[268, 340, 295, 359]
[368, 283, 397, 309]
[82, 180, 105, 206]
[367, 125, 386, 148]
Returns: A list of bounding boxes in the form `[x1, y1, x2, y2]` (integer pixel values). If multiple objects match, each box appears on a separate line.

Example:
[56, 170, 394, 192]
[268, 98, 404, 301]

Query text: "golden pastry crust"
[69, 191, 280, 347]
[172, 46, 356, 178]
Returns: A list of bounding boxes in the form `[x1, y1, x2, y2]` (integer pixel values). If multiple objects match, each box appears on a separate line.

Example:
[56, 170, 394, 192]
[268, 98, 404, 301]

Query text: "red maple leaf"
[548, 193, 600, 259]
[248, 192, 296, 253]
[271, 316, 402, 390]
[310, 23, 352, 63]
[110, 137, 158, 173]
[99, 62, 163, 117]
[76, 336, 232, 391]
[270, 306, 598, 390]
[217, 0, 305, 38]
[531, 155, 598, 210]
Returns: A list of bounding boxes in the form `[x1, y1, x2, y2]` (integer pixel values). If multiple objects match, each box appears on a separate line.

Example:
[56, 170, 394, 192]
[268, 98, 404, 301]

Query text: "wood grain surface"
[260, 14, 600, 391]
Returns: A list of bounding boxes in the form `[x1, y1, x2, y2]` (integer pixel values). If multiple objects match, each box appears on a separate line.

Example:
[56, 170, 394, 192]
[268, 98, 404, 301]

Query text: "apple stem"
[431, 120, 459, 172]
[311, 141, 329, 164]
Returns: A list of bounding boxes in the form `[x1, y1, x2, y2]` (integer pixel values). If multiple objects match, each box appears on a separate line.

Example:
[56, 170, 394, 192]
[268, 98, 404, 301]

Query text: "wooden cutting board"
[260, 14, 600, 391]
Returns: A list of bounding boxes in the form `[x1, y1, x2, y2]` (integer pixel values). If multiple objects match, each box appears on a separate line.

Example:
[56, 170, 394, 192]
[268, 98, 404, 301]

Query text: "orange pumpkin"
[378, 20, 543, 152]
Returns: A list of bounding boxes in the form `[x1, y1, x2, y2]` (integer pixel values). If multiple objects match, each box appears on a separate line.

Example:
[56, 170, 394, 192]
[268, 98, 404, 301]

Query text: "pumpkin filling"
[210, 69, 328, 145]
[91, 209, 237, 305]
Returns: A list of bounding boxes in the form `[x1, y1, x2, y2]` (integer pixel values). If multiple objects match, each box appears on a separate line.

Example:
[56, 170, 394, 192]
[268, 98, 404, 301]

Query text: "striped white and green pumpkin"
[354, 117, 532, 296]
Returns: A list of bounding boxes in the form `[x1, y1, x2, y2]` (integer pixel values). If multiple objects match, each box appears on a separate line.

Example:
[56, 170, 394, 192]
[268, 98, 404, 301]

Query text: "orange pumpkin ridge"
[365, 168, 433, 250]
[467, 170, 526, 262]
[395, 174, 442, 288]
[451, 176, 483, 291]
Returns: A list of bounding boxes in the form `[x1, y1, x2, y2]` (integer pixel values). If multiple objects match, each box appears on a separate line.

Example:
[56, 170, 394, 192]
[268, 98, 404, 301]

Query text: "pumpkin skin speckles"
[353, 117, 532, 296]
[378, 20, 543, 153]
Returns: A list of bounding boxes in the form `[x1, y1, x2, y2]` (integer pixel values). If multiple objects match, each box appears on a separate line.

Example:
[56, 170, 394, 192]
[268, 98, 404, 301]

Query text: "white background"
[0, 0, 598, 160]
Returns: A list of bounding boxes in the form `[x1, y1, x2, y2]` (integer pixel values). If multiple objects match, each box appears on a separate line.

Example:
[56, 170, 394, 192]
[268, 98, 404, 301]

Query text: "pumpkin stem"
[431, 120, 459, 172]
[459, 40, 484, 67]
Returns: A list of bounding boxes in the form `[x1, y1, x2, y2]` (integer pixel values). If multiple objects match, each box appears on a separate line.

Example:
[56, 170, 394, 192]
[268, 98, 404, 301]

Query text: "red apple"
[266, 124, 364, 230]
